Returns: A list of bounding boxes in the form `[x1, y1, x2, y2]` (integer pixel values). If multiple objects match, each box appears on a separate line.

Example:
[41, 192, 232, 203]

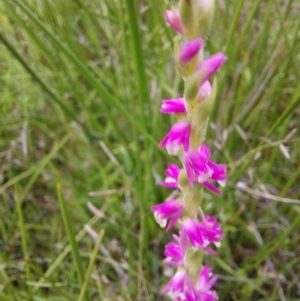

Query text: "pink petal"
[160, 98, 187, 114]
[194, 265, 219, 300]
[202, 181, 221, 194]
[160, 121, 191, 155]
[168, 206, 184, 230]
[181, 219, 204, 249]
[196, 52, 227, 84]
[163, 240, 185, 266]
[161, 163, 181, 188]
[162, 269, 186, 295]
[198, 80, 213, 101]
[151, 199, 184, 230]
[164, 10, 183, 34]
[178, 38, 204, 65]
[199, 143, 211, 158]
[183, 145, 226, 194]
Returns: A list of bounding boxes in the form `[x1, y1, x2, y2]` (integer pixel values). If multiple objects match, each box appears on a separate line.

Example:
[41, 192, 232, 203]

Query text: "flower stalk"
[151, 0, 227, 300]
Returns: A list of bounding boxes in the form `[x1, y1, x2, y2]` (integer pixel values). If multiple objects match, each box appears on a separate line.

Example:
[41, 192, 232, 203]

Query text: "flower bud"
[188, 78, 217, 147]
[198, 80, 212, 101]
[184, 53, 225, 104]
[179, 0, 215, 39]
[164, 10, 183, 34]
[195, 52, 227, 83]
[179, 0, 194, 39]
[178, 38, 203, 65]
[194, 0, 215, 39]
[184, 72, 202, 103]
[160, 98, 187, 114]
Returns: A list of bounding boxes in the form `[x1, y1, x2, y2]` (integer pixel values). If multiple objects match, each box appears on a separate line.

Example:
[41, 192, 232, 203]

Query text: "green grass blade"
[57, 183, 85, 288]
[124, 0, 149, 126]
[14, 184, 32, 300]
[224, 0, 245, 52]
[77, 229, 105, 301]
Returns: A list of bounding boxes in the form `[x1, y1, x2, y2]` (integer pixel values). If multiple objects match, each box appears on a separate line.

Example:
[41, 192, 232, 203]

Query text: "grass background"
[1, 0, 300, 300]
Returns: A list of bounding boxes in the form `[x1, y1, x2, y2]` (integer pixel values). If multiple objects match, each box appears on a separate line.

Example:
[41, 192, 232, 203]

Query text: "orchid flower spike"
[154, 2, 226, 300]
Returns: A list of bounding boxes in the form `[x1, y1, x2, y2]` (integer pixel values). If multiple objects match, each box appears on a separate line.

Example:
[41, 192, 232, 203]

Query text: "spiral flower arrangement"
[151, 1, 227, 300]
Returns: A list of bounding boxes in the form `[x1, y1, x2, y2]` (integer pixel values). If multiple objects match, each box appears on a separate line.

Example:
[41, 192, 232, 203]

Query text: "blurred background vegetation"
[1, 0, 300, 300]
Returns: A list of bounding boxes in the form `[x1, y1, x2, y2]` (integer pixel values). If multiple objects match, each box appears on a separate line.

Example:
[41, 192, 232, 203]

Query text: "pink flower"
[164, 234, 186, 266]
[160, 98, 187, 114]
[181, 217, 223, 255]
[161, 163, 181, 189]
[151, 199, 184, 230]
[162, 269, 187, 300]
[197, 216, 224, 248]
[183, 144, 226, 194]
[186, 266, 219, 301]
[195, 52, 227, 84]
[162, 267, 219, 301]
[160, 120, 191, 155]
[178, 39, 204, 65]
[181, 219, 208, 252]
[164, 10, 183, 34]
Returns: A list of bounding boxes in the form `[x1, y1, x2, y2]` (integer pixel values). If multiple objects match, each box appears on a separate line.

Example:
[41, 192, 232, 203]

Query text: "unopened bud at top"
[179, 0, 215, 39]
[164, 10, 183, 35]
[194, 0, 215, 38]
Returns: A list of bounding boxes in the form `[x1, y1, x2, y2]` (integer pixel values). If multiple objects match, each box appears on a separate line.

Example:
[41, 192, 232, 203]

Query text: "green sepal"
[179, 0, 195, 40]
[188, 77, 217, 148]
[192, 76, 217, 124]
[184, 71, 203, 103]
